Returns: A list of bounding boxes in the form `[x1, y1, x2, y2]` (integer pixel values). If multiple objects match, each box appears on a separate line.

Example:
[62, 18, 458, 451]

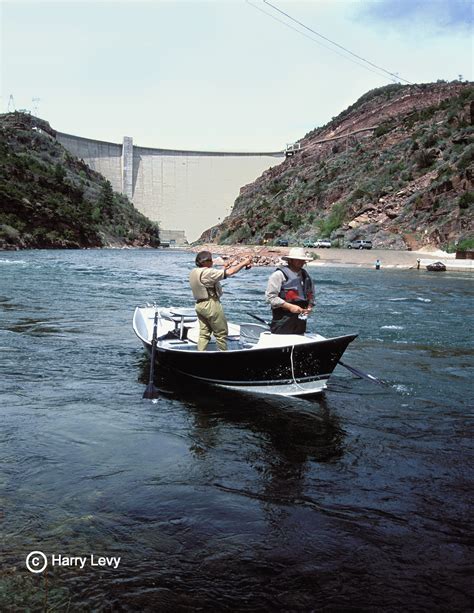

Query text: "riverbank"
[188, 244, 473, 271]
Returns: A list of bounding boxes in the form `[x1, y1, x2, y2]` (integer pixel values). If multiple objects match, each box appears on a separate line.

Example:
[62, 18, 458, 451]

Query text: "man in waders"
[265, 247, 314, 335]
[189, 251, 252, 351]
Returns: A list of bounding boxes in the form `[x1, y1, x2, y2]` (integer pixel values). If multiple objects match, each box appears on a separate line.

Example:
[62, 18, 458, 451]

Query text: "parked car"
[314, 239, 332, 248]
[348, 239, 373, 249]
[275, 238, 289, 246]
[302, 239, 316, 248]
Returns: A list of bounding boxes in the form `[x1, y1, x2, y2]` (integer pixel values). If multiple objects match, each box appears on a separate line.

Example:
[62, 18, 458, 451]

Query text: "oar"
[336, 360, 387, 386]
[246, 312, 272, 327]
[245, 312, 387, 387]
[143, 311, 160, 399]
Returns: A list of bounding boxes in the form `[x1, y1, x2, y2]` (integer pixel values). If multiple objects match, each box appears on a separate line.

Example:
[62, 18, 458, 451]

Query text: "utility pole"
[32, 97, 40, 116]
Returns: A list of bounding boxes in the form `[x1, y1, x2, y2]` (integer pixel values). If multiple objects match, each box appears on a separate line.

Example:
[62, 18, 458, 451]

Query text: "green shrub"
[284, 210, 302, 228]
[415, 149, 436, 169]
[351, 187, 367, 201]
[459, 192, 474, 209]
[374, 121, 395, 138]
[266, 220, 283, 233]
[456, 145, 474, 172]
[423, 132, 438, 148]
[317, 202, 347, 237]
[232, 224, 252, 243]
[267, 179, 286, 195]
[456, 237, 474, 251]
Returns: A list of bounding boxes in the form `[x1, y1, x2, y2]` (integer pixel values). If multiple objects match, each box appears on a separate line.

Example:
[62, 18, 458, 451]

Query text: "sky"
[1, 0, 473, 151]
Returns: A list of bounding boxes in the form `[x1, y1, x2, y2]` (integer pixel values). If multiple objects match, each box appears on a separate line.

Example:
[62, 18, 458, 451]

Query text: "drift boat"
[133, 306, 358, 397]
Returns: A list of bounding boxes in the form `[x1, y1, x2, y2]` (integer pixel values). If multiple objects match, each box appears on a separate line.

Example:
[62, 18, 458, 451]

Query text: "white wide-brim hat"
[281, 247, 312, 262]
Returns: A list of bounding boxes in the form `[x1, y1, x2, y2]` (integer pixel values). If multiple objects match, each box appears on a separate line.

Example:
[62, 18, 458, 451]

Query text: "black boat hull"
[143, 334, 357, 396]
[134, 306, 357, 397]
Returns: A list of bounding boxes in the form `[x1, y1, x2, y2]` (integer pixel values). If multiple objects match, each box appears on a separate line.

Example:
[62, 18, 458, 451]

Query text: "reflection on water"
[0, 250, 472, 611]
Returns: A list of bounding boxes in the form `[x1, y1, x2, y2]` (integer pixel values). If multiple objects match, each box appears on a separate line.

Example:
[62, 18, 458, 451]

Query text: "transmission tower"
[8, 94, 16, 112]
[32, 97, 40, 115]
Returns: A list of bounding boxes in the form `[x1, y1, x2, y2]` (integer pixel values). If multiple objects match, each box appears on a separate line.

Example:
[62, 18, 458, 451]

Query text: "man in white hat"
[265, 247, 314, 334]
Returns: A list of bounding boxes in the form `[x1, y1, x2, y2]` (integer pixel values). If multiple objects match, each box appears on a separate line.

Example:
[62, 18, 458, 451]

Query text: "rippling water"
[1, 249, 472, 611]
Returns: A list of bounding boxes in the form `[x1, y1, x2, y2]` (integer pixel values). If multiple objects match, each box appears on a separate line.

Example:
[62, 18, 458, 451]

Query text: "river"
[1, 249, 472, 611]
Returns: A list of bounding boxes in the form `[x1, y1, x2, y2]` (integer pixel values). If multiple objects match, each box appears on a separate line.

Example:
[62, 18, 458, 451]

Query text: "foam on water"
[0, 258, 27, 265]
[388, 296, 432, 303]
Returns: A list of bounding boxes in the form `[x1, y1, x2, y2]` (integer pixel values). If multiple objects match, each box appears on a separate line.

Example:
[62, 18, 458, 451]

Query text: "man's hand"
[225, 255, 253, 277]
[285, 303, 312, 315]
[285, 303, 303, 314]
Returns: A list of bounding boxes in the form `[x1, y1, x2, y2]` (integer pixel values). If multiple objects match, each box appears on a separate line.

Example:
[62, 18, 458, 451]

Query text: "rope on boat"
[290, 344, 307, 392]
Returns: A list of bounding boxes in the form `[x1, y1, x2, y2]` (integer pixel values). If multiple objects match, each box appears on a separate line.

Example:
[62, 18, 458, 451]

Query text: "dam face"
[56, 132, 283, 243]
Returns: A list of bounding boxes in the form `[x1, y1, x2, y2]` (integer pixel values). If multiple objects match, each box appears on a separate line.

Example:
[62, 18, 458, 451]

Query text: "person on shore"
[375, 259, 381, 270]
[189, 250, 252, 351]
[265, 247, 314, 335]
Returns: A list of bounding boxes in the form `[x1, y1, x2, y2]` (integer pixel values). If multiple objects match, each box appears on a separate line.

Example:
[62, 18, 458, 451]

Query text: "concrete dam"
[56, 132, 284, 243]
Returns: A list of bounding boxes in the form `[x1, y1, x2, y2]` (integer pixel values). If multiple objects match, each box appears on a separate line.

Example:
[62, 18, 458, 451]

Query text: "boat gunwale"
[133, 306, 358, 354]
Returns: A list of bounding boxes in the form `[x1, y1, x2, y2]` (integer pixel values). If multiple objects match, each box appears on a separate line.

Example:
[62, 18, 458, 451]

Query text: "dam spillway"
[56, 132, 284, 243]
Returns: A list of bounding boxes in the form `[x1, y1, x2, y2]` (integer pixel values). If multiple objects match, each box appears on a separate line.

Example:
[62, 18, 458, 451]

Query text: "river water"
[1, 249, 472, 611]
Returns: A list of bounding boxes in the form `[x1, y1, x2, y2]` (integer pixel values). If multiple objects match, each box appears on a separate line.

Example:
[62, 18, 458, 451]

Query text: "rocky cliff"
[203, 82, 473, 252]
[0, 112, 161, 250]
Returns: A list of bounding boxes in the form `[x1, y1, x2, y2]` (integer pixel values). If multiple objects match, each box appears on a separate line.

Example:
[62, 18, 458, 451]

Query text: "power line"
[263, 0, 412, 84]
[246, 0, 398, 83]
[251, 0, 413, 85]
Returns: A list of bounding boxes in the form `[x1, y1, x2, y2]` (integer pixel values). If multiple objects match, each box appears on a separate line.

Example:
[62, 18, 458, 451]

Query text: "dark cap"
[195, 250, 212, 267]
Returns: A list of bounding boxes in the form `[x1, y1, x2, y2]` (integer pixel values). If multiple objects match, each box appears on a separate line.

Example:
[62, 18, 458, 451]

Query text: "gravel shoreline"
[187, 244, 471, 271]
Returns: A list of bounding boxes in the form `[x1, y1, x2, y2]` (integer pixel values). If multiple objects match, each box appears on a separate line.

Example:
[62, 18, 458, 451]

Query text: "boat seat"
[158, 308, 198, 339]
[240, 323, 267, 344]
[169, 308, 198, 322]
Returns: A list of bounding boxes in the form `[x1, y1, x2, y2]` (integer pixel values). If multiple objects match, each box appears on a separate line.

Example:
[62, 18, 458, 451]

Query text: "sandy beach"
[188, 244, 473, 272]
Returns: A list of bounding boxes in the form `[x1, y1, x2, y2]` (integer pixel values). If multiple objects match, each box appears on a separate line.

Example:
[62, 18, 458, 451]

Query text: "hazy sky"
[1, 0, 472, 151]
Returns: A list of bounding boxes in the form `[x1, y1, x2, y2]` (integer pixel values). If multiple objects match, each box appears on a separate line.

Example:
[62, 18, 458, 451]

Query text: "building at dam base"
[56, 132, 284, 243]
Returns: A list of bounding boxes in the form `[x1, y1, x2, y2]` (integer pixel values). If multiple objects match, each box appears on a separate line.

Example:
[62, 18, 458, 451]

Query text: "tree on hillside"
[98, 180, 114, 218]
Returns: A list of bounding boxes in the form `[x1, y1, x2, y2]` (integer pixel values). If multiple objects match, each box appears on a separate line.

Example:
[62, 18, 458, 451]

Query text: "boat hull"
[141, 334, 357, 397]
[134, 306, 357, 397]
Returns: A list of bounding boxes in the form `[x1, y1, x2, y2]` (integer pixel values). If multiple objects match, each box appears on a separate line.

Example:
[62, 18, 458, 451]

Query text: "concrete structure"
[56, 132, 284, 243]
[159, 229, 188, 247]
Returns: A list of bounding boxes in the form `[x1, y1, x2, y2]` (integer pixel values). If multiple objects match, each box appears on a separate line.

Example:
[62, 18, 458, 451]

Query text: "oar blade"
[143, 382, 160, 399]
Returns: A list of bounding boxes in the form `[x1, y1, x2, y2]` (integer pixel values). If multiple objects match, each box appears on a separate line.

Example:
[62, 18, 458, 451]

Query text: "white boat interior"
[133, 306, 327, 352]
